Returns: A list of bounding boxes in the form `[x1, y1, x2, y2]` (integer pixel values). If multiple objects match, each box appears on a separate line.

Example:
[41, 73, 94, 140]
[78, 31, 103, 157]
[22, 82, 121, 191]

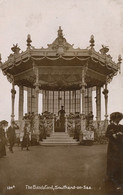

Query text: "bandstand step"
[39, 132, 79, 146]
[40, 142, 79, 146]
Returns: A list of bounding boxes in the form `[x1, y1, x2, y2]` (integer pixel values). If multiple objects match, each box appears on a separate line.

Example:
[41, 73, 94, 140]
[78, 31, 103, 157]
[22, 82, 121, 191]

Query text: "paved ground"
[0, 144, 121, 195]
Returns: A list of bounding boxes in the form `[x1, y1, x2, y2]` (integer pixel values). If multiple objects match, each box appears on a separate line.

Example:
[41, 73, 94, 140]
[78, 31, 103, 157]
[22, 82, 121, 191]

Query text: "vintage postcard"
[0, 0, 123, 195]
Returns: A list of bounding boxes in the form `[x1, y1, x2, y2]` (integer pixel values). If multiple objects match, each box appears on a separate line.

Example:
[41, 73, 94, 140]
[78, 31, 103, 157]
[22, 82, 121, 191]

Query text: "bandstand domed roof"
[0, 27, 121, 90]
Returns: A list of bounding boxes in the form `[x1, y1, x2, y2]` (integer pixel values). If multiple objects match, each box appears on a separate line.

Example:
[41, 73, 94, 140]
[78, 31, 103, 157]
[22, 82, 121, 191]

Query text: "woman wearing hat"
[0, 121, 7, 157]
[105, 112, 123, 189]
[21, 123, 30, 151]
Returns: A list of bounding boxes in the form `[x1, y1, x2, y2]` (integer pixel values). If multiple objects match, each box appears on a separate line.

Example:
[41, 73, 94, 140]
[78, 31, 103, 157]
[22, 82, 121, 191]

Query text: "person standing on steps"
[58, 106, 65, 131]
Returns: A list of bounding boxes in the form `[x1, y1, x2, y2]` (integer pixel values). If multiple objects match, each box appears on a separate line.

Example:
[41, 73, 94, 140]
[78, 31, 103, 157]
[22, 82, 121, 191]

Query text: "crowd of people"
[0, 121, 31, 158]
[23, 112, 35, 120]
[0, 111, 123, 191]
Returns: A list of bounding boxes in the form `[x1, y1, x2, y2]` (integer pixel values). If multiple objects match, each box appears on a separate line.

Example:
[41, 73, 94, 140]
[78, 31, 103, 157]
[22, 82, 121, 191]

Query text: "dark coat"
[22, 127, 30, 147]
[105, 123, 123, 186]
[0, 127, 6, 157]
[58, 109, 65, 126]
[7, 126, 16, 142]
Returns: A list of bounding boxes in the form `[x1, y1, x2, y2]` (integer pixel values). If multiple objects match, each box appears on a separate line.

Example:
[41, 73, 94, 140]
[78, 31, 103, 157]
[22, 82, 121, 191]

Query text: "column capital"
[11, 85, 16, 100]
[11, 88, 16, 94]
[34, 84, 40, 89]
[102, 84, 109, 98]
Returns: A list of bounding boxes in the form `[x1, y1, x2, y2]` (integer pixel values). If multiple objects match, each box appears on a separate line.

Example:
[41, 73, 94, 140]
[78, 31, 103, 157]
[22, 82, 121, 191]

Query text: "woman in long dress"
[21, 124, 30, 151]
[105, 112, 123, 189]
[0, 122, 6, 157]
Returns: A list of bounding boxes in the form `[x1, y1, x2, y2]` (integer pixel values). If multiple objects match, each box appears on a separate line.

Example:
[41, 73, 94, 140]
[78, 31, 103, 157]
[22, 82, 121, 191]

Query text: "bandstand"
[0, 27, 121, 145]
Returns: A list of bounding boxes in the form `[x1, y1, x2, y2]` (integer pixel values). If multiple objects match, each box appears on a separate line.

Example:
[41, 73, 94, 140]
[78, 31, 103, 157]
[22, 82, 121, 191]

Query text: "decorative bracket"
[11, 44, 20, 54]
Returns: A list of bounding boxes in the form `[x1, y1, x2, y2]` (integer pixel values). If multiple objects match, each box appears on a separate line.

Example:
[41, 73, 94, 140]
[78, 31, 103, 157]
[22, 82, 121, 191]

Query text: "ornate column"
[80, 68, 87, 132]
[96, 86, 101, 121]
[46, 91, 49, 112]
[43, 90, 46, 112]
[102, 83, 109, 126]
[40, 89, 43, 114]
[11, 83, 16, 122]
[69, 91, 71, 113]
[27, 88, 31, 113]
[58, 91, 60, 111]
[72, 91, 75, 114]
[80, 89, 82, 114]
[81, 68, 86, 115]
[34, 65, 39, 115]
[33, 61, 40, 137]
[18, 86, 24, 121]
[53, 91, 54, 114]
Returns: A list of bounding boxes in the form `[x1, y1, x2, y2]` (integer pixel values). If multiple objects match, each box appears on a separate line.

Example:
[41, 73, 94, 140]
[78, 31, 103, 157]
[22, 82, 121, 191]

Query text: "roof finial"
[27, 34, 32, 49]
[89, 35, 95, 49]
[0, 53, 1, 63]
[100, 45, 109, 55]
[118, 54, 122, 74]
[11, 44, 20, 54]
[58, 26, 63, 38]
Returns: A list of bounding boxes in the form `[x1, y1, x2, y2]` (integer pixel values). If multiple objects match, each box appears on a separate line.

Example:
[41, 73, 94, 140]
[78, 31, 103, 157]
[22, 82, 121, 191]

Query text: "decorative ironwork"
[106, 72, 117, 84]
[100, 45, 109, 55]
[11, 44, 20, 54]
[39, 112, 54, 140]
[102, 88, 109, 98]
[47, 26, 74, 56]
[67, 113, 81, 140]
[117, 54, 122, 74]
[11, 85, 16, 98]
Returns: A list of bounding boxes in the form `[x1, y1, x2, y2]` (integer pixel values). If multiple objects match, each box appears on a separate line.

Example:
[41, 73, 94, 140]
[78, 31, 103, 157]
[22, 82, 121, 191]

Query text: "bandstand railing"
[93, 120, 108, 136]
[66, 113, 81, 140]
[39, 112, 54, 140]
[22, 112, 109, 144]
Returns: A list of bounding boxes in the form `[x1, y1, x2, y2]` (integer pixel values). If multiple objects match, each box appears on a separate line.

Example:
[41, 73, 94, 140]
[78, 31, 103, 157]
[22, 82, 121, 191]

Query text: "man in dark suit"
[7, 121, 19, 153]
[58, 106, 65, 131]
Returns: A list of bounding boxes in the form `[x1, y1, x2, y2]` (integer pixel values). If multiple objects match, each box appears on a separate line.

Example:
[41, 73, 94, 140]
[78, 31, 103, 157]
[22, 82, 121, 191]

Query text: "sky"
[0, 0, 123, 123]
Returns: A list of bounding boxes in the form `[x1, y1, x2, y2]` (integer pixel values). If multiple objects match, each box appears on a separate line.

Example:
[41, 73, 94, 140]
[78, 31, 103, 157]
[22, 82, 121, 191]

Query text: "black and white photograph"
[0, 0, 123, 195]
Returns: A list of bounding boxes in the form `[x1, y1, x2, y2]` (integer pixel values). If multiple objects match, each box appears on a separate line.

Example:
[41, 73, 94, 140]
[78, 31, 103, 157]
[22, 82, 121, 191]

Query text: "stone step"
[40, 142, 79, 146]
[42, 139, 77, 142]
[47, 135, 71, 138]
[47, 137, 72, 140]
[51, 132, 68, 135]
[39, 132, 79, 145]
